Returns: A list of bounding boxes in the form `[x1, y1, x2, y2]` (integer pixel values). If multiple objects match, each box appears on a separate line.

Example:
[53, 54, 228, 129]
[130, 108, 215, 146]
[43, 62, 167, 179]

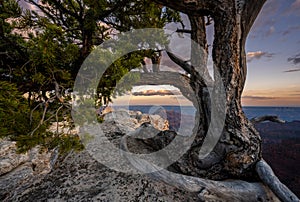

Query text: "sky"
[114, 0, 300, 107]
[19, 0, 300, 107]
[242, 0, 300, 106]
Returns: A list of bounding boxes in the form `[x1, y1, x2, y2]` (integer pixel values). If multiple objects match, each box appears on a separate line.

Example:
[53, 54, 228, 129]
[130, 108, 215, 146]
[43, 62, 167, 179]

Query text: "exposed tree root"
[256, 159, 300, 202]
[120, 134, 282, 202]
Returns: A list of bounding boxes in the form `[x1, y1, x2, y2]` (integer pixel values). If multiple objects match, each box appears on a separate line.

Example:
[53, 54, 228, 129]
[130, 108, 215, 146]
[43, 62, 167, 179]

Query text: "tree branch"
[251, 115, 285, 124]
[165, 48, 192, 74]
[54, 80, 64, 103]
[47, 0, 81, 21]
[28, 0, 59, 25]
[120, 133, 280, 202]
[256, 159, 300, 202]
[188, 15, 212, 83]
[152, 0, 211, 16]
[97, 0, 132, 20]
[242, 0, 268, 35]
[176, 29, 191, 34]
[134, 72, 197, 105]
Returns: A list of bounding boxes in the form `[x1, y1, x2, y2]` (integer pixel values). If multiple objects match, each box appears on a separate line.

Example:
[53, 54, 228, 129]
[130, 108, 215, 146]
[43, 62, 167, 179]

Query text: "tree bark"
[151, 51, 162, 72]
[148, 0, 268, 181]
[122, 0, 300, 201]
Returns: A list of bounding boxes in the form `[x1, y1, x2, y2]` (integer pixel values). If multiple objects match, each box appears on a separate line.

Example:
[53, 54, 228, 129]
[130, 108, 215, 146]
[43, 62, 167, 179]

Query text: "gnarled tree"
[120, 0, 300, 201]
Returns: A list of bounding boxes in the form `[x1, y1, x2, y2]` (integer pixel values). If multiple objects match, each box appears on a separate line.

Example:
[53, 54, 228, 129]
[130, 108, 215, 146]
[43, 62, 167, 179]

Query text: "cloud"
[282, 25, 300, 36]
[283, 68, 300, 73]
[242, 96, 274, 100]
[132, 89, 181, 96]
[246, 51, 275, 62]
[287, 53, 300, 65]
[284, 0, 300, 16]
[289, 93, 300, 96]
[249, 0, 280, 38]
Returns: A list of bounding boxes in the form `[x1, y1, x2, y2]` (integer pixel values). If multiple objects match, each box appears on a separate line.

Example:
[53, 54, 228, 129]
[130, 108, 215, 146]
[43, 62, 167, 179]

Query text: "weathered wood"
[120, 134, 280, 202]
[165, 50, 192, 74]
[147, 0, 267, 181]
[251, 115, 285, 124]
[256, 159, 300, 202]
[142, 1, 297, 201]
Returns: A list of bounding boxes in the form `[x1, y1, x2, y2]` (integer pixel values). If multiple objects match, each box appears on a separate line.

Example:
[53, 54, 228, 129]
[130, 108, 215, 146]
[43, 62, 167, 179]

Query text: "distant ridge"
[111, 105, 300, 122]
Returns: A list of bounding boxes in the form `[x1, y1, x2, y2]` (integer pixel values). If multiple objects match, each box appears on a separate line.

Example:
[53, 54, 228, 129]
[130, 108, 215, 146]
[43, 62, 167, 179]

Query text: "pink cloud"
[246, 51, 275, 62]
[132, 89, 181, 96]
[242, 96, 274, 100]
[283, 68, 300, 73]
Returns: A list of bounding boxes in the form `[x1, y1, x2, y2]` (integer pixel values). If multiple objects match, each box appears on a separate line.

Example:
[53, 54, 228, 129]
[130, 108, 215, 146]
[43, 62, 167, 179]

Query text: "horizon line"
[110, 104, 300, 107]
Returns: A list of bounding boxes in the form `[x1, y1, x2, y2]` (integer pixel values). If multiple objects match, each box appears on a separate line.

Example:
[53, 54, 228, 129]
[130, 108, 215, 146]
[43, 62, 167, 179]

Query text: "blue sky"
[121, 0, 300, 107]
[243, 0, 300, 106]
[19, 0, 300, 106]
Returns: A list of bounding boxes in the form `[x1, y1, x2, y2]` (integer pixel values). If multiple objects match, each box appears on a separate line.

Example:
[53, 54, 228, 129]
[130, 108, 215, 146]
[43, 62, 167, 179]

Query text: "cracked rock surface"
[0, 113, 197, 201]
[11, 150, 197, 201]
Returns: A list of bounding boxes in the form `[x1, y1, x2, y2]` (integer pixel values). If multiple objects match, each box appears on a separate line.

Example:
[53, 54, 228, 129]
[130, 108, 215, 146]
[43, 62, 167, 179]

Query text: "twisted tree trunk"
[149, 0, 265, 181]
[125, 0, 300, 201]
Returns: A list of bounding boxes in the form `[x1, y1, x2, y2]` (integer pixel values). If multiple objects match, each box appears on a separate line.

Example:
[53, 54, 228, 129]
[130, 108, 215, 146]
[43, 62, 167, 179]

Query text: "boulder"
[104, 110, 169, 132]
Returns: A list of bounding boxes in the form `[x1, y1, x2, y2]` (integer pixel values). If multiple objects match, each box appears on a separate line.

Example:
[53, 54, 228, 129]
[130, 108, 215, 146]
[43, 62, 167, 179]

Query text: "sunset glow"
[113, 0, 300, 107]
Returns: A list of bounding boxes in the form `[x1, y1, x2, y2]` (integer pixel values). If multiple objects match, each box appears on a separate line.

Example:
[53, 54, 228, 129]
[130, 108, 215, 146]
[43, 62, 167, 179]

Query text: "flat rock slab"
[7, 150, 198, 201]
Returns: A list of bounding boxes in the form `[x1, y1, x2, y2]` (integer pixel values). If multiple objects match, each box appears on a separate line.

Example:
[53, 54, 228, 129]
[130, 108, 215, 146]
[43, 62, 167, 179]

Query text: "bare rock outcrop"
[0, 140, 57, 200]
[104, 109, 169, 132]
[0, 120, 196, 201]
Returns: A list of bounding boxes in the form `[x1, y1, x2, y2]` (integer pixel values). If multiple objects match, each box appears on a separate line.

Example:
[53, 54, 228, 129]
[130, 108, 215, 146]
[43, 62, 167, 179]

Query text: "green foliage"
[0, 81, 83, 153]
[0, 0, 180, 153]
[0, 81, 30, 138]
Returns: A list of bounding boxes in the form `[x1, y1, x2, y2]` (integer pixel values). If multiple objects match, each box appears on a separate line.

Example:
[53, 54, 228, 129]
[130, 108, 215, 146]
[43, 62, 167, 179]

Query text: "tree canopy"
[0, 0, 180, 152]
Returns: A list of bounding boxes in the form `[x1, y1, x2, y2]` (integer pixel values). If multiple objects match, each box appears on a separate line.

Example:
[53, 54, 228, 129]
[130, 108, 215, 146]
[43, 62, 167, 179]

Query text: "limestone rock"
[0, 119, 197, 201]
[0, 111, 185, 201]
[0, 140, 56, 200]
[104, 110, 169, 132]
[148, 114, 169, 131]
[4, 150, 198, 202]
[0, 141, 29, 176]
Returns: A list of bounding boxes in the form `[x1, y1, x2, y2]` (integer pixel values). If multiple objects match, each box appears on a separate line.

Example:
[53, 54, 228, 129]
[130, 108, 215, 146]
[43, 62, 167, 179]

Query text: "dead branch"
[30, 101, 49, 136]
[251, 115, 285, 124]
[120, 133, 280, 202]
[176, 29, 192, 34]
[256, 159, 300, 202]
[134, 71, 197, 105]
[165, 47, 192, 74]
